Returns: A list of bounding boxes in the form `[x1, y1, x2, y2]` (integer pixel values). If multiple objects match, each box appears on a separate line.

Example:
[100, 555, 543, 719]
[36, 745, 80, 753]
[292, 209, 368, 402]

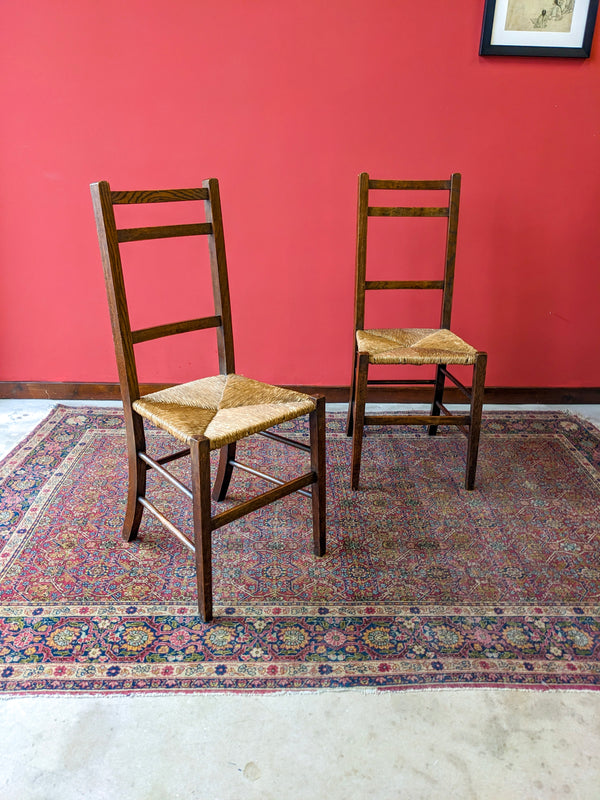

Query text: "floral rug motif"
[1, 406, 599, 694]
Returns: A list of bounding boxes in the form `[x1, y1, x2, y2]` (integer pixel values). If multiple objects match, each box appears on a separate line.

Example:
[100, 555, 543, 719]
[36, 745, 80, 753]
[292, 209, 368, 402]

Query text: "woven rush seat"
[133, 374, 316, 449]
[356, 328, 478, 366]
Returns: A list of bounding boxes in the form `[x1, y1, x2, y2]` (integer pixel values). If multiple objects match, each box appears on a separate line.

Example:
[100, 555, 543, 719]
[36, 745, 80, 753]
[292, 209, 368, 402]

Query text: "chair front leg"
[465, 352, 487, 490]
[350, 352, 369, 490]
[190, 436, 214, 622]
[309, 395, 327, 557]
[122, 412, 147, 542]
[428, 364, 447, 436]
[212, 442, 236, 501]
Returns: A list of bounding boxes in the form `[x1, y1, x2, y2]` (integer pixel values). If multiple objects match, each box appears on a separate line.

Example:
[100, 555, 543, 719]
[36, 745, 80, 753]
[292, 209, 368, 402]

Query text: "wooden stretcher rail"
[138, 497, 195, 553]
[440, 366, 473, 400]
[138, 452, 192, 499]
[365, 414, 470, 426]
[211, 473, 315, 530]
[258, 429, 311, 452]
[230, 459, 312, 498]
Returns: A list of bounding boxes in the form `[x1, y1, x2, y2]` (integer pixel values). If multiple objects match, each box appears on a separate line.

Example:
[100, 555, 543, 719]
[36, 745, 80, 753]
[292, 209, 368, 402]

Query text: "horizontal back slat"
[369, 179, 450, 191]
[111, 188, 209, 204]
[117, 222, 212, 242]
[365, 280, 445, 290]
[131, 316, 222, 344]
[368, 207, 449, 217]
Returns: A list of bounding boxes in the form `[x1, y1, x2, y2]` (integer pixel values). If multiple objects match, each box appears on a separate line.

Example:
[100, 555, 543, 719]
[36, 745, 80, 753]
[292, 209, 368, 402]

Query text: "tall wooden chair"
[91, 179, 326, 622]
[346, 172, 487, 490]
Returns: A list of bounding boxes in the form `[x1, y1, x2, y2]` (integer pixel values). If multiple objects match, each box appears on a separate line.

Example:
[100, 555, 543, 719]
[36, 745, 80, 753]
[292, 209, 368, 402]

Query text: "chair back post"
[90, 180, 141, 409]
[203, 178, 236, 375]
[353, 172, 370, 333]
[440, 172, 461, 330]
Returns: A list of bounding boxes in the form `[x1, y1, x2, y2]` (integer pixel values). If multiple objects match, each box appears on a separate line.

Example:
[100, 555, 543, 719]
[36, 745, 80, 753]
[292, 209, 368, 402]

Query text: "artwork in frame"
[480, 0, 599, 56]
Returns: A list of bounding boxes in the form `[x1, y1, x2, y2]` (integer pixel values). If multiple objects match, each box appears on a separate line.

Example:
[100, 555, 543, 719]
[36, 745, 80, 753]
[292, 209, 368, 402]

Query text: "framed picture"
[480, 0, 599, 56]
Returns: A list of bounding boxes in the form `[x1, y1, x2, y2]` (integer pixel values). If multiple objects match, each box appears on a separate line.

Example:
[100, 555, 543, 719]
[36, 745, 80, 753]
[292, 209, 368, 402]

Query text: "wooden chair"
[346, 172, 487, 490]
[91, 179, 326, 622]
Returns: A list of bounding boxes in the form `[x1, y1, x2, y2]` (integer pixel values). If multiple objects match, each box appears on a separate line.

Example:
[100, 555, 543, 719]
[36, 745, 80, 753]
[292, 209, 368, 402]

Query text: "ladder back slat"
[369, 179, 450, 190]
[117, 222, 213, 242]
[131, 316, 222, 344]
[365, 280, 445, 290]
[111, 188, 209, 204]
[368, 207, 449, 217]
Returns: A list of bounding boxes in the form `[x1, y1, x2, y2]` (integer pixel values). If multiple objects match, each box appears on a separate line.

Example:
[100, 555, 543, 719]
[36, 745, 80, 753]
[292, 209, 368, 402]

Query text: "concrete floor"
[1, 400, 600, 800]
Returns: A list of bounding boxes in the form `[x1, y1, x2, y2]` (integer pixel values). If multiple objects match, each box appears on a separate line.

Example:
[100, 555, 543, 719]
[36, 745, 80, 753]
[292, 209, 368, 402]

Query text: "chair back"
[353, 172, 461, 333]
[90, 179, 235, 409]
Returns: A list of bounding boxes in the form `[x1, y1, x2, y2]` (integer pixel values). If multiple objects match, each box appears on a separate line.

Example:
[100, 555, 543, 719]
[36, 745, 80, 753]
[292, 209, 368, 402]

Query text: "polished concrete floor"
[1, 400, 599, 800]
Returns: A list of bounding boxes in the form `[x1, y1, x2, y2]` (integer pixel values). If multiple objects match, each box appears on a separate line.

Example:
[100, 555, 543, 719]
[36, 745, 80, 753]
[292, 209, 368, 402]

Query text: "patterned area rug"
[1, 406, 599, 694]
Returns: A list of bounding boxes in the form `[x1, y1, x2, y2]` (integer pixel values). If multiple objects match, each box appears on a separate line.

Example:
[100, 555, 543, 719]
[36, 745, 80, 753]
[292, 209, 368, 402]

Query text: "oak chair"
[346, 172, 487, 490]
[91, 178, 326, 622]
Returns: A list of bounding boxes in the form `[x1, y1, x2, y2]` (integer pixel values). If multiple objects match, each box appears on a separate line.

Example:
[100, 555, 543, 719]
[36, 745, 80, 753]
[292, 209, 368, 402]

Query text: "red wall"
[1, 0, 599, 388]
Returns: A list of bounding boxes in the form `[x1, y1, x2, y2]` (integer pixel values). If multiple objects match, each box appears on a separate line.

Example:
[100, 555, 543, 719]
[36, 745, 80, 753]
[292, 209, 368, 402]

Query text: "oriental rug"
[0, 406, 599, 694]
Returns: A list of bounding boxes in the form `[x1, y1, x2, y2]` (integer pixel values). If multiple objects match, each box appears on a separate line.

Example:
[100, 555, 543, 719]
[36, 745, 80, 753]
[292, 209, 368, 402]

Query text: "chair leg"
[428, 364, 446, 436]
[465, 352, 487, 491]
[212, 442, 236, 501]
[309, 395, 327, 557]
[351, 352, 369, 490]
[122, 413, 147, 542]
[190, 436, 214, 622]
[345, 348, 358, 437]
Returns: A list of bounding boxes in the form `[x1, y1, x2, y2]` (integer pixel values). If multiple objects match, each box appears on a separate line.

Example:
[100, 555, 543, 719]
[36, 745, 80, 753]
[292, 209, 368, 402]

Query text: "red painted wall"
[1, 0, 599, 387]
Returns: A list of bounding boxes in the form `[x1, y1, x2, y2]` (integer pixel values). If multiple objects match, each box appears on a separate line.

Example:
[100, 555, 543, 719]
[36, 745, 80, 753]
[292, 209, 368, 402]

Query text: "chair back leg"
[428, 364, 447, 436]
[351, 352, 369, 490]
[310, 396, 327, 556]
[122, 412, 147, 541]
[212, 442, 237, 502]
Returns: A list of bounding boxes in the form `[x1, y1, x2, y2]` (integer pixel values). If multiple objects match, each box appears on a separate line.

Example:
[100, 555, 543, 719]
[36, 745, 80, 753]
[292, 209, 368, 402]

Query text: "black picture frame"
[480, 0, 599, 56]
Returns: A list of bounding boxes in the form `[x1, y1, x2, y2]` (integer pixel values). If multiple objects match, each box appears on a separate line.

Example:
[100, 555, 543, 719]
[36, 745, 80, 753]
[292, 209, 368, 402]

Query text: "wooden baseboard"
[0, 382, 171, 401]
[1, 381, 599, 404]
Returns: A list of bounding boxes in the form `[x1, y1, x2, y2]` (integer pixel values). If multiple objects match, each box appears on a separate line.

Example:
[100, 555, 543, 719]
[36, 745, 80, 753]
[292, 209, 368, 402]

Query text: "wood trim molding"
[1, 382, 599, 404]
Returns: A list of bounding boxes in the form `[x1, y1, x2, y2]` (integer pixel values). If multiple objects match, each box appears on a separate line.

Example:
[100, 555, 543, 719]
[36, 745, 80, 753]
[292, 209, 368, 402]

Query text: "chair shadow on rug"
[346, 172, 487, 491]
[90, 179, 326, 622]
